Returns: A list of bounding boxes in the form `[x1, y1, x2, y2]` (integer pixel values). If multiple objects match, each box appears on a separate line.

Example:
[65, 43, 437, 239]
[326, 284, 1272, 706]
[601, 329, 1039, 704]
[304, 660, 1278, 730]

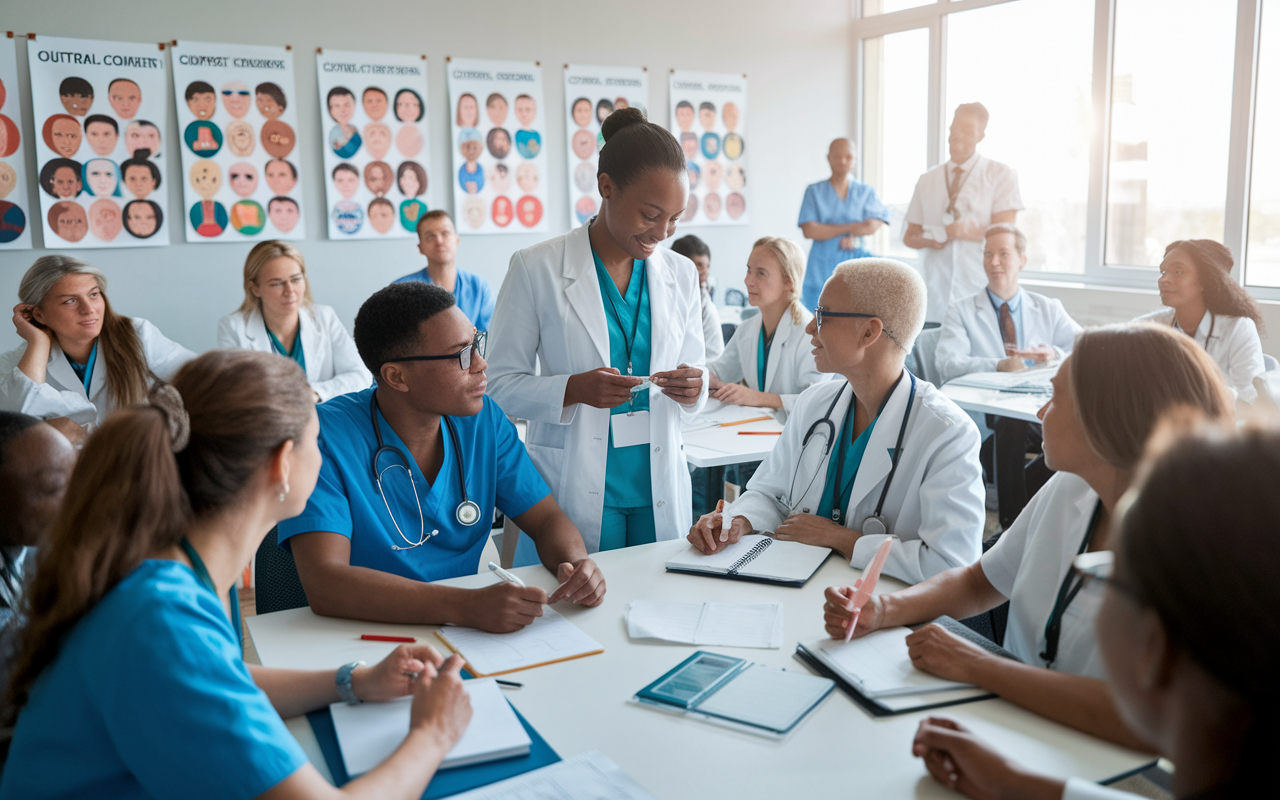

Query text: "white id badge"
[611, 410, 651, 448]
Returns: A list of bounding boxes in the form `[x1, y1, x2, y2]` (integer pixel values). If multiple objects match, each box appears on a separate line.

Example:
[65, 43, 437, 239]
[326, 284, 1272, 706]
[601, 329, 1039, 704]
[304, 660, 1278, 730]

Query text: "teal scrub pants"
[599, 505, 657, 551]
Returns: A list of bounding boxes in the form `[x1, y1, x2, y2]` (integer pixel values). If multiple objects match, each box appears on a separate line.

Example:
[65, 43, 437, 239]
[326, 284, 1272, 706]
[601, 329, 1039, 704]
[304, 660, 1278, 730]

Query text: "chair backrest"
[720, 322, 738, 344]
[254, 526, 309, 615]
[1264, 353, 1279, 373]
[911, 327, 944, 385]
[723, 288, 748, 307]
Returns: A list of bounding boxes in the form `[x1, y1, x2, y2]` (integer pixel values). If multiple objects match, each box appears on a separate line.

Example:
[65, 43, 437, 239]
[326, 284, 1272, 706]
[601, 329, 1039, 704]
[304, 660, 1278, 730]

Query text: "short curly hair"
[831, 258, 927, 352]
[353, 282, 456, 380]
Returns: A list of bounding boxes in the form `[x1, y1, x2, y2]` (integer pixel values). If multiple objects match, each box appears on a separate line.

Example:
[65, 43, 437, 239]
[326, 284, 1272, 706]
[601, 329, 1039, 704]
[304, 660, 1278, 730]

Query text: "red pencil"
[361, 634, 416, 643]
[737, 431, 781, 435]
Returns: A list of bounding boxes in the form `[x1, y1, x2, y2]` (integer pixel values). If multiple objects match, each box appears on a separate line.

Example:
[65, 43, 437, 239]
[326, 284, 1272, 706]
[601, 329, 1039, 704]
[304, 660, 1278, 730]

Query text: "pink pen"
[844, 537, 895, 643]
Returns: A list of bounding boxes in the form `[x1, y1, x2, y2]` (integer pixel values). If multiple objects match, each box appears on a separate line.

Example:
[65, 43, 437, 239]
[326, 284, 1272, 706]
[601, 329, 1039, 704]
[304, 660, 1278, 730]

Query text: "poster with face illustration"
[0, 36, 32, 250]
[563, 64, 648, 228]
[446, 57, 547, 235]
[26, 34, 170, 247]
[316, 50, 432, 240]
[171, 41, 305, 242]
[668, 70, 748, 227]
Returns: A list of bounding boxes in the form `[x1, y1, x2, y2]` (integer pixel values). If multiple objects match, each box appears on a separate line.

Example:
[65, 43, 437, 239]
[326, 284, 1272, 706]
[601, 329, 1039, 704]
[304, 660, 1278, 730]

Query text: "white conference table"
[938, 383, 1046, 423]
[682, 399, 785, 468]
[248, 542, 1151, 799]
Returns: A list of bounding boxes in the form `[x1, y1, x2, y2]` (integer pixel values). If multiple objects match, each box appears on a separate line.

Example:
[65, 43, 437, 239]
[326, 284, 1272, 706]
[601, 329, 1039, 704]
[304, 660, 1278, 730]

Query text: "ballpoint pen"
[487, 561, 527, 588]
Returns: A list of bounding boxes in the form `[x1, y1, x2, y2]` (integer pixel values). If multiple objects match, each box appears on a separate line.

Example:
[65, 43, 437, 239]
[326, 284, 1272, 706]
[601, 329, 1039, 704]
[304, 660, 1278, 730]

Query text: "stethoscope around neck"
[783, 372, 917, 539]
[370, 394, 482, 551]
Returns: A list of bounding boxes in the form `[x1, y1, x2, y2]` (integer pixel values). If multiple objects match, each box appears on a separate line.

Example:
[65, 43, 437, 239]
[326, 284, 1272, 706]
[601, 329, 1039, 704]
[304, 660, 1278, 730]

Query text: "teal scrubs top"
[757, 327, 773, 391]
[66, 340, 98, 394]
[0, 561, 307, 800]
[266, 323, 306, 372]
[817, 402, 879, 521]
[592, 247, 652, 508]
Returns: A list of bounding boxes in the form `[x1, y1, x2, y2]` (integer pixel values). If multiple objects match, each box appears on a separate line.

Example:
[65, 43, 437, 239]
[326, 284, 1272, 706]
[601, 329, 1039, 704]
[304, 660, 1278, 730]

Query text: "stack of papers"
[625, 600, 784, 649]
[329, 678, 531, 776]
[947, 368, 1056, 394]
[448, 751, 657, 800]
[682, 399, 777, 431]
[435, 606, 604, 677]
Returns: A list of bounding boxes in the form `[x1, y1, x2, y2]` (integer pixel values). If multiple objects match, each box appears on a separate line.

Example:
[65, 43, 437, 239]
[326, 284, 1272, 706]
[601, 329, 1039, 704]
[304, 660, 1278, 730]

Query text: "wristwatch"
[336, 660, 366, 705]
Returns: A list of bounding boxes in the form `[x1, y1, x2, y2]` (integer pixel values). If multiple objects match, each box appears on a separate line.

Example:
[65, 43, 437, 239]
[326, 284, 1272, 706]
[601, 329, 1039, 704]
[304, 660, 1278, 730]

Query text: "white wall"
[0, 0, 854, 355]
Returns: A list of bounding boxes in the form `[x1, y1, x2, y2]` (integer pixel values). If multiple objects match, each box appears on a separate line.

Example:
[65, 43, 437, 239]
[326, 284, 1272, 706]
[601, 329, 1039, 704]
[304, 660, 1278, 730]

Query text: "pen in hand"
[487, 561, 527, 588]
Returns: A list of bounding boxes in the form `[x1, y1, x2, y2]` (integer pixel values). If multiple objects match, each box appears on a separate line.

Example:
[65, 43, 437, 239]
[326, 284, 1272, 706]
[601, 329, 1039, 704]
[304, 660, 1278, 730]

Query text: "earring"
[279, 481, 290, 503]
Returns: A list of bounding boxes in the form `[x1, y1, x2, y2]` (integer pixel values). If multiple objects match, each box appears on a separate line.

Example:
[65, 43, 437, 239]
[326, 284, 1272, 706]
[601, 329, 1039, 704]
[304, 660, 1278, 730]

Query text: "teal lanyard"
[266, 323, 306, 371]
[179, 538, 242, 647]
[67, 340, 98, 395]
[600, 260, 646, 376]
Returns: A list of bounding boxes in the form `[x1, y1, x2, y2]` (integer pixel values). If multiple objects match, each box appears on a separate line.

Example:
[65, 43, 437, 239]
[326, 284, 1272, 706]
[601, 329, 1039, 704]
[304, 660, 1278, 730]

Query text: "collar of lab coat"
[242, 305, 321, 381]
[832, 369, 915, 518]
[760, 311, 804, 394]
[45, 339, 102, 401]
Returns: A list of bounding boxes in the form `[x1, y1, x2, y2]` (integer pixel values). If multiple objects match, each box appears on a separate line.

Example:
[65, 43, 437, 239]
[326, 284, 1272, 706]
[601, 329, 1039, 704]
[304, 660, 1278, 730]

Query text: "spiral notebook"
[665, 534, 832, 587]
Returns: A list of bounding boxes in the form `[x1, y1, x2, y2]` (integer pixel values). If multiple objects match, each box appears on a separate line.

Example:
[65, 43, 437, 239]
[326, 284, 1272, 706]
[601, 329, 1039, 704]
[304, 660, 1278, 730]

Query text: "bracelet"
[336, 660, 366, 705]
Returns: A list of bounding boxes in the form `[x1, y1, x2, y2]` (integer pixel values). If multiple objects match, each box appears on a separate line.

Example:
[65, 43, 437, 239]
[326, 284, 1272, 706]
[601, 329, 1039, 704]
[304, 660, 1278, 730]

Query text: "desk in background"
[682, 399, 784, 469]
[248, 541, 1151, 799]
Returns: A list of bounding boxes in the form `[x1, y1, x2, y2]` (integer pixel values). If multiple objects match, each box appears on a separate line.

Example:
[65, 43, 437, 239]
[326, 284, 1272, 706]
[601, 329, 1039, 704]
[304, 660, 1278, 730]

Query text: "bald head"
[827, 138, 855, 179]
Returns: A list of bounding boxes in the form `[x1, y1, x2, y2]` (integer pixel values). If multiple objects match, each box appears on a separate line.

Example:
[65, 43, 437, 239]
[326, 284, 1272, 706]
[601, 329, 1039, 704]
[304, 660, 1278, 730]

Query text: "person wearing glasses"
[217, 240, 371, 403]
[393, 210, 495, 332]
[277, 283, 605, 633]
[688, 258, 985, 585]
[822, 323, 1233, 749]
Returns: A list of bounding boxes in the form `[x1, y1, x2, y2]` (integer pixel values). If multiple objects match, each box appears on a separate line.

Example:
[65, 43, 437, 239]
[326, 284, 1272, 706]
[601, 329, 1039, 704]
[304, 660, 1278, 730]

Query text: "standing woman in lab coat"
[488, 107, 707, 552]
[0, 257, 193, 440]
[216, 240, 371, 403]
[708, 236, 827, 420]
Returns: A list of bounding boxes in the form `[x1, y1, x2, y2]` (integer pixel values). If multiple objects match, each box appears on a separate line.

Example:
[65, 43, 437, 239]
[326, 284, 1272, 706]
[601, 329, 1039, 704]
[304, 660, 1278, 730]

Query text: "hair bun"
[149, 384, 190, 453]
[600, 107, 648, 144]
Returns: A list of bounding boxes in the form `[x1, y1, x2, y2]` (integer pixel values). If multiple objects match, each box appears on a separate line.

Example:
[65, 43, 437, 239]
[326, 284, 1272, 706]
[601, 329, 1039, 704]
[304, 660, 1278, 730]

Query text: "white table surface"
[248, 542, 1151, 799]
[681, 400, 784, 468]
[939, 383, 1047, 424]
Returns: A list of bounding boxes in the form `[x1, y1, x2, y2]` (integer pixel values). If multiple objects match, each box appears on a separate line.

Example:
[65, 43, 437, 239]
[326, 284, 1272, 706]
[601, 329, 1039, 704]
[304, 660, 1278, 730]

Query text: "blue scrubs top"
[798, 179, 891, 309]
[592, 248, 653, 509]
[757, 327, 773, 392]
[393, 269, 495, 332]
[66, 340, 98, 394]
[0, 561, 306, 800]
[265, 324, 306, 372]
[816, 401, 880, 521]
[277, 387, 549, 584]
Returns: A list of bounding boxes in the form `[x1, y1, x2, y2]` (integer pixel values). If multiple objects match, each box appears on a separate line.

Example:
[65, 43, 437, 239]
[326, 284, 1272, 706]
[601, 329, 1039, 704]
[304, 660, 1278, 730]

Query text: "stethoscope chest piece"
[861, 515, 888, 539]
[457, 500, 482, 527]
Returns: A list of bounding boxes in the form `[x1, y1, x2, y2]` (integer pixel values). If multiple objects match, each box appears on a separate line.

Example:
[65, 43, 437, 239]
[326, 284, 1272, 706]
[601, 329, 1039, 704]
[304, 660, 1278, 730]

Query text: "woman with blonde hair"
[0, 350, 471, 799]
[1, 256, 193, 438]
[823, 322, 1234, 749]
[707, 236, 828, 418]
[217, 240, 370, 402]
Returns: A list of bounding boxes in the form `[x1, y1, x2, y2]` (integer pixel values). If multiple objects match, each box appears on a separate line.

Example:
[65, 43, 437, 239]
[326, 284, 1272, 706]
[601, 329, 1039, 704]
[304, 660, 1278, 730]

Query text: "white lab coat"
[731, 373, 985, 584]
[708, 308, 830, 419]
[0, 318, 194, 426]
[216, 304, 371, 402]
[486, 222, 709, 552]
[700, 286, 725, 362]
[936, 289, 1082, 384]
[1136, 308, 1264, 403]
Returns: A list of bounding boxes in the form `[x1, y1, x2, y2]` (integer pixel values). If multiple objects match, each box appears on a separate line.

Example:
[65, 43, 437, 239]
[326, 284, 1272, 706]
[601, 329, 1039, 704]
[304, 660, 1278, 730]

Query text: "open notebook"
[665, 534, 832, 587]
[329, 678, 531, 776]
[436, 606, 604, 677]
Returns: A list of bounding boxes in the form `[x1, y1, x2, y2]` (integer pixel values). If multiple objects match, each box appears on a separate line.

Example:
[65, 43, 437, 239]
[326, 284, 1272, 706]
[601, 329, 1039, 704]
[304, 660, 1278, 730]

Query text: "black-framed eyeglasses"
[814, 306, 876, 331]
[1070, 550, 1141, 598]
[381, 330, 487, 372]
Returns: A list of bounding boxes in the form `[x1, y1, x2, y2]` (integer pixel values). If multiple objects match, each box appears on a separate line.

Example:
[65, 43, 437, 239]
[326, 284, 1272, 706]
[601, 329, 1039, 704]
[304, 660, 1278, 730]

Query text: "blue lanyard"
[179, 538, 242, 647]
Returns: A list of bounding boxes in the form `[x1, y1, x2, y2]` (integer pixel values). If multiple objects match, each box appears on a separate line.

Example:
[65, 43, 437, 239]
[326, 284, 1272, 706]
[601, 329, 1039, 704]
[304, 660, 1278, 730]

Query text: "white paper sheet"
[436, 605, 604, 676]
[811, 628, 976, 697]
[946, 367, 1056, 394]
[625, 600, 784, 649]
[694, 663, 833, 732]
[329, 678, 530, 776]
[447, 750, 657, 800]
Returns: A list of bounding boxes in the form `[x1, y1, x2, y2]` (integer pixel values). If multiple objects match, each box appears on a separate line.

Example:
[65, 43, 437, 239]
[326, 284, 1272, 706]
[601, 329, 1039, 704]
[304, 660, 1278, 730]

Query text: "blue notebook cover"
[307, 682, 560, 798]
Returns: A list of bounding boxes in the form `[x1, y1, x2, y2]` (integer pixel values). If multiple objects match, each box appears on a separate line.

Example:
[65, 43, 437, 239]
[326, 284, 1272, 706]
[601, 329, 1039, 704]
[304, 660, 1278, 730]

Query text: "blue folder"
[307, 679, 560, 798]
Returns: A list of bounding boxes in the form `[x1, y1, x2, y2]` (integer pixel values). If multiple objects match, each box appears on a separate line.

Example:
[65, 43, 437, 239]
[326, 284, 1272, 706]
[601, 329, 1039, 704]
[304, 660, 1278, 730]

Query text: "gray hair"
[984, 222, 1027, 256]
[831, 258, 927, 352]
[19, 255, 106, 306]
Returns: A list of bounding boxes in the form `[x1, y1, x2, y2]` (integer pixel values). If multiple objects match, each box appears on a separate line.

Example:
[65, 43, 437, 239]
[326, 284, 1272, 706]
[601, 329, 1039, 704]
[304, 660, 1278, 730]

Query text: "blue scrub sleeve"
[862, 185, 892, 224]
[490, 403, 551, 520]
[277, 424, 355, 548]
[797, 184, 820, 226]
[475, 279, 495, 332]
[99, 585, 307, 800]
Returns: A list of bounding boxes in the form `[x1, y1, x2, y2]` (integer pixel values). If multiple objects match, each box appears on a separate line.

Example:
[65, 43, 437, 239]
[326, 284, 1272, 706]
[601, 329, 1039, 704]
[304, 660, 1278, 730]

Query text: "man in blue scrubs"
[393, 210, 495, 331]
[279, 282, 605, 632]
[798, 138, 891, 309]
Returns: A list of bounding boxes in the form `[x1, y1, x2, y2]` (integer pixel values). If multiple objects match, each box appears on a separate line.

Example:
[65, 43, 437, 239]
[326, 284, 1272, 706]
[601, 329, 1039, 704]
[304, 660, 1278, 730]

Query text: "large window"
[946, 0, 1095, 274]
[1105, 0, 1237, 267]
[862, 0, 935, 17]
[1248, 1, 1280, 287]
[862, 27, 929, 259]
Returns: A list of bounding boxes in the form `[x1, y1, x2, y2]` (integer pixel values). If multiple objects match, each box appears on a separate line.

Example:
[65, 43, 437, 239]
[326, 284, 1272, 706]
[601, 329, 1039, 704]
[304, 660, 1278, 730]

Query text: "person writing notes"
[1137, 239, 1265, 403]
[910, 424, 1279, 799]
[823, 323, 1233, 748]
[394, 210, 495, 332]
[0, 351, 473, 800]
[0, 257, 193, 442]
[707, 236, 827, 418]
[904, 103, 1023, 323]
[936, 223, 1081, 529]
[798, 137, 890, 309]
[690, 258, 985, 585]
[487, 108, 706, 553]
[278, 284, 605, 632]
[217, 240, 371, 403]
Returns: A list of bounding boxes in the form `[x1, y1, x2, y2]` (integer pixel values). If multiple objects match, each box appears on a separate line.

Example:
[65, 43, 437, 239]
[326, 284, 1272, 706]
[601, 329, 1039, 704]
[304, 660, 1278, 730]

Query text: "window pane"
[946, 0, 1095, 274]
[1247, 1, 1280, 287]
[862, 27, 929, 259]
[1105, 0, 1237, 267]
[862, 0, 935, 17]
